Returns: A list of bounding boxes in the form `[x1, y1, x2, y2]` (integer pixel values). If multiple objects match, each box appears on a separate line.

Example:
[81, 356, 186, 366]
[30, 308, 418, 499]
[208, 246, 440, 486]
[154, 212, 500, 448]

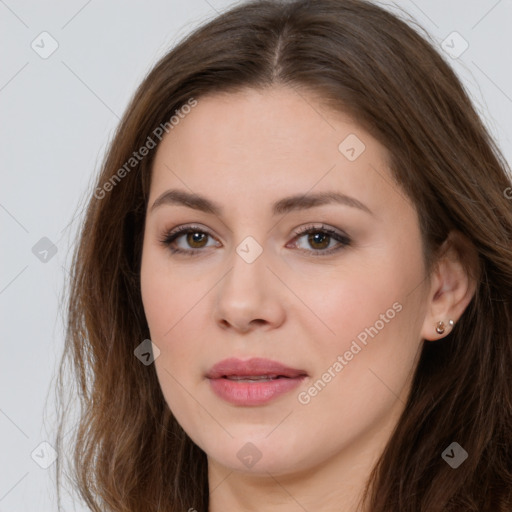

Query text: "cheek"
[140, 258, 202, 416]
[140, 246, 211, 378]
[296, 263, 401, 346]
[295, 280, 420, 445]
[140, 268, 173, 339]
[140, 243, 195, 339]
[298, 243, 424, 387]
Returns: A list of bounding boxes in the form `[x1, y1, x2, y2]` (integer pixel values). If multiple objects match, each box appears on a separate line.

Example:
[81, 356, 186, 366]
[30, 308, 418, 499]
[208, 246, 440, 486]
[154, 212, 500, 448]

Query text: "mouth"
[206, 357, 308, 406]
[206, 357, 308, 380]
[220, 375, 294, 382]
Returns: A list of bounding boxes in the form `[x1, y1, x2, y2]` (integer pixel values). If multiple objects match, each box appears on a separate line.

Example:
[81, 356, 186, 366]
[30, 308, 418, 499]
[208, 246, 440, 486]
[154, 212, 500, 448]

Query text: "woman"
[55, 0, 512, 510]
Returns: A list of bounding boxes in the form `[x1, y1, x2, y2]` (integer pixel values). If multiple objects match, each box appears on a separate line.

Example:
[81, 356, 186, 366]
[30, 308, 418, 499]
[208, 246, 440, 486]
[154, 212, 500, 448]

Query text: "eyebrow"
[149, 189, 373, 217]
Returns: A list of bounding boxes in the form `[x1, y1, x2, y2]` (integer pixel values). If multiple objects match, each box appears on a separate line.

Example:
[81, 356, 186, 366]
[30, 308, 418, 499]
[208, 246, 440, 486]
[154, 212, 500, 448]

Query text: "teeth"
[225, 375, 282, 381]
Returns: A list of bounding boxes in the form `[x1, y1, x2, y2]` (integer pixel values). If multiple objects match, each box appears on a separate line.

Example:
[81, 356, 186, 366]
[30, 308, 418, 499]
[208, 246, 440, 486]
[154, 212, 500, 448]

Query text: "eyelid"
[291, 223, 349, 239]
[158, 223, 220, 251]
[286, 223, 351, 256]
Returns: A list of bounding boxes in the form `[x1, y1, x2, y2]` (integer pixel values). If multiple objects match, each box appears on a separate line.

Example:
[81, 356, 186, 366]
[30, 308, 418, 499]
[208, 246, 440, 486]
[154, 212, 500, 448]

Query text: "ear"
[420, 230, 480, 341]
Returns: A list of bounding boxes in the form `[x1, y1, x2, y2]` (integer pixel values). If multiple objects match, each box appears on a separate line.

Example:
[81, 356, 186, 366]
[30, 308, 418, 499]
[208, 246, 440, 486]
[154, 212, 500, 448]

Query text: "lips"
[206, 357, 308, 380]
[206, 357, 308, 406]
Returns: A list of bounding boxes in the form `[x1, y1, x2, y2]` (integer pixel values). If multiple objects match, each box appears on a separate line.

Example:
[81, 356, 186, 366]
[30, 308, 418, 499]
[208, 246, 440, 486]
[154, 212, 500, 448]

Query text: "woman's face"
[140, 86, 432, 480]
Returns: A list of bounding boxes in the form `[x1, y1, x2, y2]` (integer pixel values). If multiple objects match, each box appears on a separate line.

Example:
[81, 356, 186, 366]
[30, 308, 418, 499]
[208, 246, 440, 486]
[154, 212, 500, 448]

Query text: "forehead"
[154, 86, 376, 164]
[149, 86, 400, 217]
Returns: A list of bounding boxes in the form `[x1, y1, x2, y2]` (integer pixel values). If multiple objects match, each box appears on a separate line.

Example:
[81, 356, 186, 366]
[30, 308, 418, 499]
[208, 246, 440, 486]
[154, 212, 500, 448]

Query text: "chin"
[204, 436, 315, 477]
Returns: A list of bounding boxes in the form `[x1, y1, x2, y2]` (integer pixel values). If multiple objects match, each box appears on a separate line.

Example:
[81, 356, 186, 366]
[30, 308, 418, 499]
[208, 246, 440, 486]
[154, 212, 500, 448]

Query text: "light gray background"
[1, 0, 511, 510]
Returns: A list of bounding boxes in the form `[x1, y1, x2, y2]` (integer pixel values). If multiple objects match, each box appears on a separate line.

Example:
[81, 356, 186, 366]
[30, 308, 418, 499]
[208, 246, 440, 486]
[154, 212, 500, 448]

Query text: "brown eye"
[186, 231, 209, 248]
[159, 225, 219, 255]
[290, 225, 351, 256]
[306, 232, 331, 250]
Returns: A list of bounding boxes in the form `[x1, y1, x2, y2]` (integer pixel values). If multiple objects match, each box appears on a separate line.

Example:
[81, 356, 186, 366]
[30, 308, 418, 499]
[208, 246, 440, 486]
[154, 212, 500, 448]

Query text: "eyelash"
[158, 223, 351, 258]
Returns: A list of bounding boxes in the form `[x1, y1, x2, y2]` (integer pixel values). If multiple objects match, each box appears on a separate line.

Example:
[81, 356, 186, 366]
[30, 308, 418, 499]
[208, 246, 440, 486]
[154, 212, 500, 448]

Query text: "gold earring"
[435, 319, 454, 334]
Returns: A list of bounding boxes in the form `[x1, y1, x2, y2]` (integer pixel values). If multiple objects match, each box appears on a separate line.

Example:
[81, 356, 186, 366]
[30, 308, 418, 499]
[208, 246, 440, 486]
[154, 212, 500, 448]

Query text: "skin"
[140, 86, 476, 511]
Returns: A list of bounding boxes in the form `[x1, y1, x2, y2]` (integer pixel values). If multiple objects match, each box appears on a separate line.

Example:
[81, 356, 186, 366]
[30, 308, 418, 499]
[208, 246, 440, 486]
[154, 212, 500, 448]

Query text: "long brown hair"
[54, 0, 512, 510]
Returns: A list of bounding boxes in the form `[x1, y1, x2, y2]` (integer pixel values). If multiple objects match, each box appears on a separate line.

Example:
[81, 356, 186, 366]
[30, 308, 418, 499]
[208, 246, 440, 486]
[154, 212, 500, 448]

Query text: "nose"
[213, 243, 286, 333]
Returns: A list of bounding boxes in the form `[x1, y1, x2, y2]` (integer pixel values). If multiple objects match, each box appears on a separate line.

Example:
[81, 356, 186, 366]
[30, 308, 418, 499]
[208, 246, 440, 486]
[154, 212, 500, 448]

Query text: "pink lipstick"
[206, 357, 307, 406]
